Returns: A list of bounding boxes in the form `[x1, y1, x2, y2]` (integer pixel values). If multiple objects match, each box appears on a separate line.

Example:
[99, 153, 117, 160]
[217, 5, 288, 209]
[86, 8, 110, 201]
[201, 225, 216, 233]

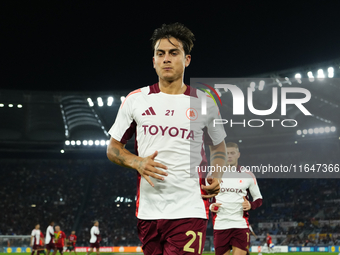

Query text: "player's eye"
[157, 52, 164, 56]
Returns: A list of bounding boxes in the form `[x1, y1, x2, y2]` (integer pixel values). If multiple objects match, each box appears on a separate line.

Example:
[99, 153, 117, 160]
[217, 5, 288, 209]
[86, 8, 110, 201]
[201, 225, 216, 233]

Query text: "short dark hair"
[151, 23, 195, 55]
[226, 142, 239, 151]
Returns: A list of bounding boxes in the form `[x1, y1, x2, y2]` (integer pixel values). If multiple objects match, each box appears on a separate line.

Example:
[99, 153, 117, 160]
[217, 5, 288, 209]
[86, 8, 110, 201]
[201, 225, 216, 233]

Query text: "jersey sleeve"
[205, 97, 227, 146]
[108, 90, 140, 144]
[31, 230, 35, 236]
[248, 174, 263, 209]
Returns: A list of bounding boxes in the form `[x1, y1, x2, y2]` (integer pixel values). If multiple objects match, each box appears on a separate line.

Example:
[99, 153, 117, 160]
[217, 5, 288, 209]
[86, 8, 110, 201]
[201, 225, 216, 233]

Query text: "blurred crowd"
[0, 147, 339, 247]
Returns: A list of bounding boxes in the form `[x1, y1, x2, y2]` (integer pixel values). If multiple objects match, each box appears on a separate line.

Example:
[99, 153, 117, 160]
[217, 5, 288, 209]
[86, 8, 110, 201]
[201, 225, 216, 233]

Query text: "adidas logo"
[142, 107, 156, 116]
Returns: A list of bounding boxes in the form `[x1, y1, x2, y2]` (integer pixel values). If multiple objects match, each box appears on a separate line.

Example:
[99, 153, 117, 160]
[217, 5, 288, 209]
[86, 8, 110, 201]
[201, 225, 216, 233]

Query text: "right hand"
[210, 203, 222, 212]
[136, 151, 168, 187]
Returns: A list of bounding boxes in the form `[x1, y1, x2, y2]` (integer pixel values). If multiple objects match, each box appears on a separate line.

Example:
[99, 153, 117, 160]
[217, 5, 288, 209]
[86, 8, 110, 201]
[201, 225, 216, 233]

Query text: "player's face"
[36, 224, 40, 229]
[94, 222, 99, 227]
[55, 226, 60, 232]
[226, 147, 240, 166]
[71, 231, 75, 235]
[153, 37, 191, 83]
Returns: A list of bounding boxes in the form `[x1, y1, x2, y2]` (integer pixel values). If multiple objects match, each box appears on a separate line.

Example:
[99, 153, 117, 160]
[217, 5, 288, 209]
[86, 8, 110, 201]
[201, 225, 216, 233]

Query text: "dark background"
[2, 1, 340, 91]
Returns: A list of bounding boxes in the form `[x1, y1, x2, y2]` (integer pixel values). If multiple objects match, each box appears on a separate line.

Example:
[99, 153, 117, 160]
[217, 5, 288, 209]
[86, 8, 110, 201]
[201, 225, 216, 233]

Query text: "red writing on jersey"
[220, 188, 243, 193]
[142, 125, 194, 140]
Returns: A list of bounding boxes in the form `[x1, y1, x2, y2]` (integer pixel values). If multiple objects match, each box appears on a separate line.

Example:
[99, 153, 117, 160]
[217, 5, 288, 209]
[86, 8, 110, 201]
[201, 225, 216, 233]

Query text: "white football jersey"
[212, 166, 262, 229]
[31, 229, 41, 245]
[45, 225, 54, 244]
[109, 84, 226, 220]
[90, 226, 100, 243]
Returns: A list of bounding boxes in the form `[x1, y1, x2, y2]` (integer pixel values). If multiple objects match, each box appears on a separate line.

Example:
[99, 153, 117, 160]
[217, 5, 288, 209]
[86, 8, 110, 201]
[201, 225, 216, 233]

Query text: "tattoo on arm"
[111, 147, 126, 166]
[211, 155, 226, 161]
[210, 151, 226, 162]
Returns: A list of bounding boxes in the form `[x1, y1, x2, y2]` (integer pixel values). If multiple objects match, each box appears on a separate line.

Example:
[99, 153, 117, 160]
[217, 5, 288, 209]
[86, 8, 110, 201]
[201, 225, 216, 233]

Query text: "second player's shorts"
[138, 218, 207, 255]
[213, 228, 250, 255]
[45, 243, 55, 251]
[90, 243, 100, 249]
[66, 246, 75, 251]
[32, 244, 41, 250]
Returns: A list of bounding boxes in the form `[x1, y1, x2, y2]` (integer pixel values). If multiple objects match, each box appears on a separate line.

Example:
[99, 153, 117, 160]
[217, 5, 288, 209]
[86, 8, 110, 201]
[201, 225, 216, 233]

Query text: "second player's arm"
[106, 137, 168, 187]
[246, 177, 263, 210]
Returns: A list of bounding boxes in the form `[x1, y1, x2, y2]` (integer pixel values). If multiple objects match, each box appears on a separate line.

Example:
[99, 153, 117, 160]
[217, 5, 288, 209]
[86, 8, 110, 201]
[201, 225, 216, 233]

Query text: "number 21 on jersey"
[165, 110, 174, 116]
[183, 231, 203, 254]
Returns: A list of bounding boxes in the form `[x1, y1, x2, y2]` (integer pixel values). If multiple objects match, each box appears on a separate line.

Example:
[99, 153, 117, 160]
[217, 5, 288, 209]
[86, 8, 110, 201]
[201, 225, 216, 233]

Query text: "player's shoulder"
[125, 83, 159, 98]
[120, 84, 158, 109]
[240, 166, 257, 184]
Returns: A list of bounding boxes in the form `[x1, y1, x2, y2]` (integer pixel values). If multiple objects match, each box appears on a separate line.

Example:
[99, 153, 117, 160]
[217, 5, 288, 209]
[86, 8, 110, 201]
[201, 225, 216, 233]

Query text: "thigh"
[46, 244, 55, 251]
[214, 229, 232, 255]
[163, 218, 207, 255]
[229, 228, 250, 253]
[137, 219, 162, 255]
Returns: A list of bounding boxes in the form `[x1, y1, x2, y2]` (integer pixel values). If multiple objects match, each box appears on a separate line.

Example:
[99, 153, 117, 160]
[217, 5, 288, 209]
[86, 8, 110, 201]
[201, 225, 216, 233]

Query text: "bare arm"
[209, 140, 227, 179]
[201, 140, 227, 198]
[106, 137, 168, 187]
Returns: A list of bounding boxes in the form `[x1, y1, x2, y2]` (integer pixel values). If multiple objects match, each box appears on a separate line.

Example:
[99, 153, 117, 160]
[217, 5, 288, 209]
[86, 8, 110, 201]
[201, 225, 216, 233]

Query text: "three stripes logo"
[142, 107, 156, 116]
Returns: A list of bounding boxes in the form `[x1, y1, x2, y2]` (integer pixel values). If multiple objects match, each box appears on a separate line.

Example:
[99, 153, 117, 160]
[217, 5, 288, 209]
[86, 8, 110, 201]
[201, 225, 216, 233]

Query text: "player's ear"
[185, 54, 191, 67]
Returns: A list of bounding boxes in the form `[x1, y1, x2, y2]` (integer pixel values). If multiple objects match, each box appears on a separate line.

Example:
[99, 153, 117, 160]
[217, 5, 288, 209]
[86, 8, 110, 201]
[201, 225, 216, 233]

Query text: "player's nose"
[163, 53, 171, 62]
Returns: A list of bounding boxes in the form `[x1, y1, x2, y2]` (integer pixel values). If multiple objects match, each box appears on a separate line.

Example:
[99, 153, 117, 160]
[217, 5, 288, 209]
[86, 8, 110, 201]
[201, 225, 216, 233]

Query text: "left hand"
[242, 196, 251, 211]
[201, 177, 220, 198]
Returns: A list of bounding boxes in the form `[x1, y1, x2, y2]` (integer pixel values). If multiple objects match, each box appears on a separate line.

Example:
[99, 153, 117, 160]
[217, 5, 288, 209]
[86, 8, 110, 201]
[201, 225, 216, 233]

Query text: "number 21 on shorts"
[184, 231, 203, 254]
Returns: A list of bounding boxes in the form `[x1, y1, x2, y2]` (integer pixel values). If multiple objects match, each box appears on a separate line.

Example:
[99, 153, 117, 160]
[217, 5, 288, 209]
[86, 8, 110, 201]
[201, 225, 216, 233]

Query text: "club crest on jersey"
[186, 108, 198, 121]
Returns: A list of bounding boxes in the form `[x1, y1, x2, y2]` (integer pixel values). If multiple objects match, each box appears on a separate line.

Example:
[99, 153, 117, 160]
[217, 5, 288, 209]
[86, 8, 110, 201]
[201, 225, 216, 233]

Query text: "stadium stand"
[1, 65, 340, 247]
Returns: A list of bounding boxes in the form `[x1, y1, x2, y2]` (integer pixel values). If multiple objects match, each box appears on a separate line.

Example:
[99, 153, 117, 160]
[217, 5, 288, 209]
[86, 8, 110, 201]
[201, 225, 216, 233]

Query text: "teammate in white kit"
[86, 221, 100, 255]
[107, 23, 227, 255]
[45, 221, 56, 255]
[210, 142, 263, 255]
[31, 224, 43, 255]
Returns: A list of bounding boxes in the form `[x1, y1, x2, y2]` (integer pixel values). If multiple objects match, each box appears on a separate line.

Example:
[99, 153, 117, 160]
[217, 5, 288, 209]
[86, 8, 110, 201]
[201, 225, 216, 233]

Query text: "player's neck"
[158, 79, 186, 95]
